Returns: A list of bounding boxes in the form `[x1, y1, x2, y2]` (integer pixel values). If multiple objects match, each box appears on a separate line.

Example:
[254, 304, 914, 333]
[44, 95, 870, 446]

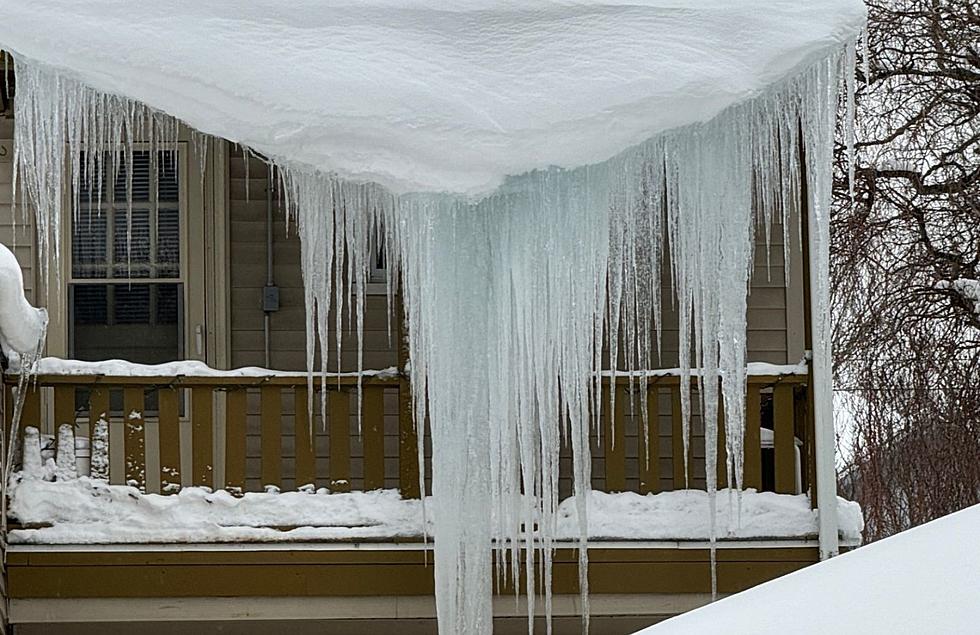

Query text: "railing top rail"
[5, 371, 806, 388]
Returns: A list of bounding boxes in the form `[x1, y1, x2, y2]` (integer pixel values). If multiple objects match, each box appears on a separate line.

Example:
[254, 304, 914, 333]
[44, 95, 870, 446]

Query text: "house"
[0, 77, 858, 635]
[0, 1, 866, 632]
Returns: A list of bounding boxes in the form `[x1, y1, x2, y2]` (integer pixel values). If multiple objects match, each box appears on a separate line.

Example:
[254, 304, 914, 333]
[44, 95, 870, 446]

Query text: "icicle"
[9, 39, 853, 633]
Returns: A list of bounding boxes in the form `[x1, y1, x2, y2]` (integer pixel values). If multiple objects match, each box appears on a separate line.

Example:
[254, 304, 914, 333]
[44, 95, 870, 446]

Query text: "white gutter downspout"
[807, 179, 840, 561]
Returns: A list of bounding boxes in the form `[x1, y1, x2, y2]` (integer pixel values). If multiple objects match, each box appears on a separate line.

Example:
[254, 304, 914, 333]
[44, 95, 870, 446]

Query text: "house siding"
[0, 116, 35, 307]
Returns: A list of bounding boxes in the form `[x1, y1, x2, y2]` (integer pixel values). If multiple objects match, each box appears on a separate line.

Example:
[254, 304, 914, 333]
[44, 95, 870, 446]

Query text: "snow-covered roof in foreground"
[0, 0, 865, 194]
[640, 504, 980, 634]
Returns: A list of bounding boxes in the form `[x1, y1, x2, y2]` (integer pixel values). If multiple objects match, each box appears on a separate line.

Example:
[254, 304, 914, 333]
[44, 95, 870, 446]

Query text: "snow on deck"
[7, 476, 861, 545]
[639, 504, 980, 634]
[0, 0, 865, 194]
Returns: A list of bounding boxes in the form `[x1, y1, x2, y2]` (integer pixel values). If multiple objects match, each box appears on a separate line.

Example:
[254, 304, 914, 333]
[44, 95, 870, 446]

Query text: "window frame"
[64, 143, 191, 363]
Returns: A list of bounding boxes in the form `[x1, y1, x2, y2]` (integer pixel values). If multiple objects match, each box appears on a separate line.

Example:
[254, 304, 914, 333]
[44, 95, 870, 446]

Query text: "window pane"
[156, 283, 180, 325]
[71, 209, 108, 279]
[71, 283, 182, 365]
[112, 208, 152, 277]
[156, 207, 180, 277]
[72, 285, 108, 325]
[112, 151, 152, 203]
[113, 285, 151, 324]
[158, 151, 179, 203]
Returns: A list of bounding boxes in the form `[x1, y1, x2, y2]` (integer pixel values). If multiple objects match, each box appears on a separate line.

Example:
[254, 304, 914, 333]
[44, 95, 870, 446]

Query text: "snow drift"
[0, 1, 866, 633]
[639, 504, 980, 634]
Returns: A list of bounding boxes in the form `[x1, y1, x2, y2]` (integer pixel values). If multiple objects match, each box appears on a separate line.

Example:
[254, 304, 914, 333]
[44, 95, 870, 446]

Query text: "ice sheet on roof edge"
[4, 12, 860, 635]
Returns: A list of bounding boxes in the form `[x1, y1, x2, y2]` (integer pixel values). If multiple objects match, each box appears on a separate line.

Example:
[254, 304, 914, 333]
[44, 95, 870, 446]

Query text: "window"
[69, 150, 184, 364]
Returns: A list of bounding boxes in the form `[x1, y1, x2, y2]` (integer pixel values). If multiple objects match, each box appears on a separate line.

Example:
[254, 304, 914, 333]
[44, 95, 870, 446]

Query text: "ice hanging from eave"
[0, 1, 865, 633]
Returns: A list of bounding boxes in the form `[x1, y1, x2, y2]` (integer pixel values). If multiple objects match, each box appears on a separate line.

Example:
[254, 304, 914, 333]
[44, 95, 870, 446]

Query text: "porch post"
[806, 182, 840, 561]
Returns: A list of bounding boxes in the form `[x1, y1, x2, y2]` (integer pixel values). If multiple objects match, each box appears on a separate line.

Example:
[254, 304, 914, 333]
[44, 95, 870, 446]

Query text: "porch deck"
[2, 365, 844, 631]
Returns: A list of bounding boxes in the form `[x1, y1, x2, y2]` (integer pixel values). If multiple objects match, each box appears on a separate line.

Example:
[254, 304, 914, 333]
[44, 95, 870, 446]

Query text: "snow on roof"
[0, 0, 865, 194]
[638, 504, 980, 634]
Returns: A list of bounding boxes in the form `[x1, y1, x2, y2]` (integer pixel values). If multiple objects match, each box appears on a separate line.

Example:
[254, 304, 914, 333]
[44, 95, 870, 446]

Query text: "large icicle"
[9, 39, 850, 633]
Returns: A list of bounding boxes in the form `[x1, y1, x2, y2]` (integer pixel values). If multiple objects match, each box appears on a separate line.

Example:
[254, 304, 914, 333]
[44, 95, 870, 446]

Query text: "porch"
[0, 363, 853, 632]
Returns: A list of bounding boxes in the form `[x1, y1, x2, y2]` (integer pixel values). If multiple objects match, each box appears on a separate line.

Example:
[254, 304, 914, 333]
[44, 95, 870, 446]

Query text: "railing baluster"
[602, 383, 626, 492]
[224, 387, 247, 492]
[398, 380, 420, 498]
[53, 386, 76, 436]
[638, 383, 660, 495]
[294, 386, 315, 489]
[260, 385, 282, 488]
[21, 385, 41, 431]
[123, 387, 146, 489]
[743, 383, 762, 490]
[362, 386, 385, 490]
[773, 383, 796, 494]
[328, 389, 351, 492]
[191, 386, 214, 488]
[158, 386, 181, 493]
[671, 385, 686, 490]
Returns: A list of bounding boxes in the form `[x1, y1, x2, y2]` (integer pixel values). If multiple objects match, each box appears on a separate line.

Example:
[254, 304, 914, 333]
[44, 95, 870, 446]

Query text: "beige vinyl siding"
[227, 148, 401, 490]
[228, 150, 398, 372]
[0, 117, 36, 307]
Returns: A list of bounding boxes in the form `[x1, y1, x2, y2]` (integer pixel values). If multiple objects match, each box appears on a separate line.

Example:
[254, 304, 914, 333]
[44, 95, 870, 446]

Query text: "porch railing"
[3, 371, 812, 501]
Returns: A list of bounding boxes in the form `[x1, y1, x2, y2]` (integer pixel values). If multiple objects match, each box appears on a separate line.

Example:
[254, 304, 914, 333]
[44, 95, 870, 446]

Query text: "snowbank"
[8, 477, 861, 546]
[0, 243, 46, 359]
[638, 504, 980, 634]
[0, 0, 865, 194]
[556, 490, 862, 543]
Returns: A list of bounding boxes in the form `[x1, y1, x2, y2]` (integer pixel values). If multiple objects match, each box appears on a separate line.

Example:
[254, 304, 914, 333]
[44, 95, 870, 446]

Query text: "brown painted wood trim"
[328, 390, 351, 492]
[53, 386, 76, 435]
[602, 385, 626, 491]
[294, 386, 316, 489]
[123, 387, 146, 490]
[21, 386, 41, 435]
[638, 385, 659, 494]
[190, 387, 214, 488]
[773, 384, 796, 494]
[224, 388, 247, 492]
[157, 388, 181, 493]
[5, 546, 819, 599]
[743, 384, 762, 490]
[260, 385, 282, 488]
[362, 386, 385, 490]
[671, 387, 686, 489]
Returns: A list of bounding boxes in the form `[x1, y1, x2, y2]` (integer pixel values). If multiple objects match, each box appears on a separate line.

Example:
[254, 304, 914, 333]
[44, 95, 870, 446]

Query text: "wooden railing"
[3, 372, 812, 501]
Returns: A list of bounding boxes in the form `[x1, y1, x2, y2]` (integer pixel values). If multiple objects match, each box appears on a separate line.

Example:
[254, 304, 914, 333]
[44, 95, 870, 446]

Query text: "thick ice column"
[807, 181, 840, 561]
